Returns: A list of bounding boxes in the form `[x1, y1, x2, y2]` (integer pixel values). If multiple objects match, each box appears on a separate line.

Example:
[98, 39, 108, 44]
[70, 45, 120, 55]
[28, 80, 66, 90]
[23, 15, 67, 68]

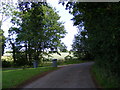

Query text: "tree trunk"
[25, 43, 28, 64]
[28, 43, 32, 65]
[10, 41, 16, 64]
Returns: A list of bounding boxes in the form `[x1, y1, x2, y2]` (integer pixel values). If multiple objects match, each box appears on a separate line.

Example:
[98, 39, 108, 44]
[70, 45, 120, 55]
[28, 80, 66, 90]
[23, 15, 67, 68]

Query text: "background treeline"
[65, 2, 120, 87]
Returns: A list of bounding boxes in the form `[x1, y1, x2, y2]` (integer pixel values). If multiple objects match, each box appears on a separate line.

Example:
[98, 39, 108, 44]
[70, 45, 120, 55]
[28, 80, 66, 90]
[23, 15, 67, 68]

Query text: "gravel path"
[22, 62, 96, 88]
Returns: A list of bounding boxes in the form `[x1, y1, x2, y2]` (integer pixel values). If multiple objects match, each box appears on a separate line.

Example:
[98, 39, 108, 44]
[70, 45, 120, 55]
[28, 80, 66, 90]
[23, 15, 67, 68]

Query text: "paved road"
[23, 62, 96, 88]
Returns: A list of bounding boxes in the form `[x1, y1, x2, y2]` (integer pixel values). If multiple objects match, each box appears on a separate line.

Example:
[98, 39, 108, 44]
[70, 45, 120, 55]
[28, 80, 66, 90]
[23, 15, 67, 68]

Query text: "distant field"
[1, 55, 13, 61]
[44, 52, 74, 60]
[1, 52, 74, 61]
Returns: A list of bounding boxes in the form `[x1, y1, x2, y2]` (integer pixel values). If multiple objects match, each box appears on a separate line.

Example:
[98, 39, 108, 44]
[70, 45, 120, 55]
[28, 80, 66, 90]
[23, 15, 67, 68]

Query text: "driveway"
[22, 62, 96, 88]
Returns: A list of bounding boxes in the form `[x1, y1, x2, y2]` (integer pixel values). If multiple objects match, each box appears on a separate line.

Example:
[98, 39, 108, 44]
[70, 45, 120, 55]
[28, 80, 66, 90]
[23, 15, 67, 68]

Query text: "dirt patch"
[15, 67, 61, 88]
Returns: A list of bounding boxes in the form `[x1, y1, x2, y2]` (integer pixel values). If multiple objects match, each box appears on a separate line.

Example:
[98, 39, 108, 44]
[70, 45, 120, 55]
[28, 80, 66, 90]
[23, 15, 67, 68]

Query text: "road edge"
[15, 67, 62, 88]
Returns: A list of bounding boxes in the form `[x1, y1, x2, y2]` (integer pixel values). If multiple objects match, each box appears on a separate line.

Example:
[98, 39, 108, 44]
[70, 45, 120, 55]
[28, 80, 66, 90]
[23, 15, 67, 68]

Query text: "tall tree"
[9, 2, 66, 66]
[64, 2, 120, 78]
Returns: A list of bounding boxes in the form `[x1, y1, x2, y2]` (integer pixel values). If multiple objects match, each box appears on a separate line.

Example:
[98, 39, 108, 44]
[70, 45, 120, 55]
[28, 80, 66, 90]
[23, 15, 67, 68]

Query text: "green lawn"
[57, 59, 90, 65]
[2, 67, 58, 88]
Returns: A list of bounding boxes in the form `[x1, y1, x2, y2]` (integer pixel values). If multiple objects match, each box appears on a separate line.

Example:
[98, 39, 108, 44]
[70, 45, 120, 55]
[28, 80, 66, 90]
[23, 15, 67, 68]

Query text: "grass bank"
[57, 59, 92, 65]
[91, 64, 120, 88]
[2, 67, 58, 88]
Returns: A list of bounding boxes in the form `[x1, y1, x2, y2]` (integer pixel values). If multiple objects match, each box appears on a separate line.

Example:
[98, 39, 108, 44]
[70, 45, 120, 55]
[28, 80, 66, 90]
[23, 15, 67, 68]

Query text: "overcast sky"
[1, 0, 78, 51]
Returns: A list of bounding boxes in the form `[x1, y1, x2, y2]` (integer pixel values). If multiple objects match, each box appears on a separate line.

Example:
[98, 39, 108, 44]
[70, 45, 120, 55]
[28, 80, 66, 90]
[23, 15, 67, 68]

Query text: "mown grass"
[91, 64, 120, 88]
[2, 67, 58, 88]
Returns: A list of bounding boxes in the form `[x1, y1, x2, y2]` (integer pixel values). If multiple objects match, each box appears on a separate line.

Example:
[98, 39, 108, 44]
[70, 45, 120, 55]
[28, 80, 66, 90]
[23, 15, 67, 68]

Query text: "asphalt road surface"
[23, 62, 96, 88]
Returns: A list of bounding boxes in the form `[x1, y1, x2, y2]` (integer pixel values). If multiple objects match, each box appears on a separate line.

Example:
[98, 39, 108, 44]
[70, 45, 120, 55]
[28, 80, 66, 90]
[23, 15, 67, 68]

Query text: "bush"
[64, 55, 73, 60]
[2, 60, 12, 67]
[92, 65, 120, 88]
[15, 53, 29, 66]
[81, 52, 94, 61]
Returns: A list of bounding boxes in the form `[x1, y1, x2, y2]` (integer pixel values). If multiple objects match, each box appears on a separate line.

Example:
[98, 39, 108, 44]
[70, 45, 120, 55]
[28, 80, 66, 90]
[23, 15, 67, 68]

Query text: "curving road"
[23, 62, 96, 88]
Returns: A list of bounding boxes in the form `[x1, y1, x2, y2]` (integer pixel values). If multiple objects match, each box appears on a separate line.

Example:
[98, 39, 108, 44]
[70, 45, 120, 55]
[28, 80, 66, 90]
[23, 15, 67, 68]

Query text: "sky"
[1, 0, 78, 51]
[47, 0, 78, 50]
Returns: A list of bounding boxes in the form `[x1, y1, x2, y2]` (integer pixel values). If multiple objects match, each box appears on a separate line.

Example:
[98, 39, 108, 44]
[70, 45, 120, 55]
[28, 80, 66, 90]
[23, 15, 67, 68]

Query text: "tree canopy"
[64, 2, 120, 80]
[0, 2, 16, 56]
[8, 2, 66, 66]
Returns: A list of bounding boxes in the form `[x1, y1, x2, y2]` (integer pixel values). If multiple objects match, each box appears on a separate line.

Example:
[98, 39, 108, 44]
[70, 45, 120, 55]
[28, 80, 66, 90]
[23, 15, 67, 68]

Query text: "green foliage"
[63, 2, 120, 87]
[0, 29, 6, 56]
[6, 51, 12, 53]
[0, 2, 16, 56]
[58, 42, 68, 52]
[72, 32, 94, 60]
[2, 60, 12, 67]
[57, 58, 90, 65]
[8, 2, 66, 66]
[15, 52, 32, 66]
[64, 55, 73, 60]
[0, 2, 15, 25]
[92, 64, 120, 88]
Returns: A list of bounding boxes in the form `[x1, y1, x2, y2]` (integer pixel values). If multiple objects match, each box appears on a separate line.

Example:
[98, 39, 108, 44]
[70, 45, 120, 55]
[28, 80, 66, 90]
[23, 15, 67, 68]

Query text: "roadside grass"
[91, 64, 120, 88]
[2, 67, 58, 88]
[40, 58, 92, 67]
[57, 59, 91, 65]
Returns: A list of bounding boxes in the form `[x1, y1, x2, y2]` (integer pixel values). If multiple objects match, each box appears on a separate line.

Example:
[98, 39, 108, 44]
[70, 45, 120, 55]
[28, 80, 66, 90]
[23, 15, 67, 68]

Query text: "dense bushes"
[92, 64, 120, 88]
[15, 52, 32, 66]
[73, 51, 94, 60]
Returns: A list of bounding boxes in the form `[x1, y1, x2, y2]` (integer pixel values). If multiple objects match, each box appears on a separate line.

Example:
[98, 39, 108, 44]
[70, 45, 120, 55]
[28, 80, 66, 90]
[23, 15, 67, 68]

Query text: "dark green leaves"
[8, 2, 66, 66]
[66, 2, 120, 77]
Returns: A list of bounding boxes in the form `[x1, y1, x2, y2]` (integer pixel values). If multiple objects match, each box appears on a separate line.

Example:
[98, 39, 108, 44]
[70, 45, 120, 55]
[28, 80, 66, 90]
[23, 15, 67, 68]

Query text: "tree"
[0, 1, 16, 56]
[9, 2, 66, 66]
[64, 2, 120, 79]
[0, 29, 5, 56]
[72, 30, 93, 60]
[58, 42, 68, 52]
[0, 2, 15, 29]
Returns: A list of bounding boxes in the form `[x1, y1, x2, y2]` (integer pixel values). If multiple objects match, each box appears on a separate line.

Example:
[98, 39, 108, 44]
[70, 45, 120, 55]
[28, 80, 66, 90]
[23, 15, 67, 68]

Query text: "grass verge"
[57, 59, 92, 65]
[91, 64, 120, 88]
[2, 67, 58, 88]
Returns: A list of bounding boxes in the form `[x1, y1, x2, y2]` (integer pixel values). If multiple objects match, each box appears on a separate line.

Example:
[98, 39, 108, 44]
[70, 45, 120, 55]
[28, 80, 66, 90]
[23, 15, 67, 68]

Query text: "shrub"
[2, 60, 12, 67]
[81, 52, 94, 61]
[64, 55, 73, 60]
